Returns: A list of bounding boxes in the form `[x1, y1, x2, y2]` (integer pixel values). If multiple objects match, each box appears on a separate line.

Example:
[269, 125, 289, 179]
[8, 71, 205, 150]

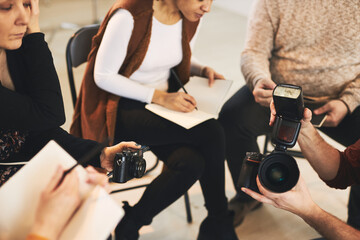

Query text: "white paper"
[146, 76, 233, 129]
[0, 141, 123, 240]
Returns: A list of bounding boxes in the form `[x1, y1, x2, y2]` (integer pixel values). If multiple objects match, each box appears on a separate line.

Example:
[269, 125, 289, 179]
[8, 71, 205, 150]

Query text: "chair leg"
[184, 191, 192, 223]
[263, 134, 270, 154]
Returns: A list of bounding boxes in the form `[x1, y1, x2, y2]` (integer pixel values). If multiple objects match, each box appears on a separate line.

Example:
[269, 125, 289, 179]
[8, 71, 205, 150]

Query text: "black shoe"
[228, 196, 262, 227]
[115, 202, 141, 240]
[197, 211, 239, 240]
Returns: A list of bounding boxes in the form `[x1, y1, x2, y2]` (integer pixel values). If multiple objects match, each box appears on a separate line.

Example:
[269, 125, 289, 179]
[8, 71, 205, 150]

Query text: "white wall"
[213, 0, 254, 17]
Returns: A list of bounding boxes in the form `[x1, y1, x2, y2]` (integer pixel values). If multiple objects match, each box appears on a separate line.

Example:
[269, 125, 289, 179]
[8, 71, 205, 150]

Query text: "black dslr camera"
[237, 84, 303, 193]
[111, 146, 149, 183]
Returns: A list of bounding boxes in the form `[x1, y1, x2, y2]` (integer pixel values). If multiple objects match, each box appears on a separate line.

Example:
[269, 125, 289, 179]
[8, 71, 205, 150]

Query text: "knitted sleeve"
[240, 0, 276, 90]
[339, 75, 360, 113]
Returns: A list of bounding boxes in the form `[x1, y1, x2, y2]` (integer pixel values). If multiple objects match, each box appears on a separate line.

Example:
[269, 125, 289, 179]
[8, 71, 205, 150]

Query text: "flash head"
[272, 84, 304, 149]
[273, 84, 304, 121]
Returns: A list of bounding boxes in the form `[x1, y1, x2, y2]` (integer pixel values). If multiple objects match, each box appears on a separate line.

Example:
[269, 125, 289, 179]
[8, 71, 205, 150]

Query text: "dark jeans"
[114, 98, 228, 226]
[218, 86, 360, 228]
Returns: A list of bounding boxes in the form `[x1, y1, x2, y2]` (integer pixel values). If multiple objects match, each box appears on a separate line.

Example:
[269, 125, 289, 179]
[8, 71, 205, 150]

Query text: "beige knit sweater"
[241, 0, 360, 112]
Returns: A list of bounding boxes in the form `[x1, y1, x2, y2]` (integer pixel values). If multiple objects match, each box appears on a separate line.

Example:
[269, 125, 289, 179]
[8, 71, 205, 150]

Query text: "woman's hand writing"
[29, 166, 81, 240]
[152, 90, 197, 112]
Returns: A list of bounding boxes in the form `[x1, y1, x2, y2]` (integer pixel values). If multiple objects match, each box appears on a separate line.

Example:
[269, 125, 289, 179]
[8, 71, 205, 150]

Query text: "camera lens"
[258, 152, 299, 193]
[265, 163, 288, 185]
[133, 157, 146, 178]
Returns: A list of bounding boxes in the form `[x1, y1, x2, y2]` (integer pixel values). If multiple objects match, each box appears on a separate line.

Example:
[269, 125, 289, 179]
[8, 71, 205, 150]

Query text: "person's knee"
[180, 149, 205, 178]
[218, 102, 239, 127]
[203, 120, 226, 143]
[218, 86, 255, 130]
[167, 147, 205, 179]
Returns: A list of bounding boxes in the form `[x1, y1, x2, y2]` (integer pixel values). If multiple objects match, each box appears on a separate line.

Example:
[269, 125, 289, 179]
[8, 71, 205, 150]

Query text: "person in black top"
[0, 0, 136, 184]
[0, 1, 142, 239]
[0, 0, 140, 239]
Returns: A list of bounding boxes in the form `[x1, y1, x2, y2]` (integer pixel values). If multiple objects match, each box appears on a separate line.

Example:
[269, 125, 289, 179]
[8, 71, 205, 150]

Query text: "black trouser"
[218, 86, 360, 228]
[114, 98, 228, 226]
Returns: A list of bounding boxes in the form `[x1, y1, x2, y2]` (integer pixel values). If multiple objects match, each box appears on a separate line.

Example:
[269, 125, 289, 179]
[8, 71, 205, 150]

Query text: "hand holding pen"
[31, 165, 110, 239]
[171, 69, 198, 111]
[151, 70, 198, 112]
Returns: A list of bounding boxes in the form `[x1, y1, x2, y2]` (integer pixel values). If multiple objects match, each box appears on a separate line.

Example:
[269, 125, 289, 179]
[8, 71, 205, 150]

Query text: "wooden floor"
[39, 1, 349, 239]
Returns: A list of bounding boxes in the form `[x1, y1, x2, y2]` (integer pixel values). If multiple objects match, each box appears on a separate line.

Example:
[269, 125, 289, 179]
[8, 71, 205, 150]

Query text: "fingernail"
[135, 143, 140, 146]
[241, 188, 246, 193]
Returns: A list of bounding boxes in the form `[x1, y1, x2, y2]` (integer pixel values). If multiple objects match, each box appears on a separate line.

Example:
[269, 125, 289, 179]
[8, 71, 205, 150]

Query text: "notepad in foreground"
[146, 77, 233, 129]
[0, 140, 123, 240]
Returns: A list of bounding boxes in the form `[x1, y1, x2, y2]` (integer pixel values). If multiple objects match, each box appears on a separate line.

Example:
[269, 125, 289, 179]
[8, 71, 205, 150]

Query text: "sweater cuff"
[340, 93, 360, 113]
[246, 75, 266, 91]
[190, 57, 205, 77]
[22, 33, 45, 48]
[146, 88, 156, 104]
[26, 233, 49, 240]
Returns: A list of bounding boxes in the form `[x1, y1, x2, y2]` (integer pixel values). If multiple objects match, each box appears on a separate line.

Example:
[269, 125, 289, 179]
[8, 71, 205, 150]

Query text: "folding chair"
[66, 24, 193, 223]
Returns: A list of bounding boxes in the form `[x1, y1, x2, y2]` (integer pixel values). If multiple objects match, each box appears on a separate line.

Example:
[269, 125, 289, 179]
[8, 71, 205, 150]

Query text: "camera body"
[112, 146, 148, 183]
[237, 84, 303, 193]
[238, 151, 300, 193]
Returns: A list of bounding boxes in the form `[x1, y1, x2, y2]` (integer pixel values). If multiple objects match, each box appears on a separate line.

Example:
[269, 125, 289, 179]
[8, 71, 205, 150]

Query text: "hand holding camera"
[100, 141, 141, 172]
[111, 145, 150, 183]
[241, 175, 317, 218]
[238, 84, 304, 193]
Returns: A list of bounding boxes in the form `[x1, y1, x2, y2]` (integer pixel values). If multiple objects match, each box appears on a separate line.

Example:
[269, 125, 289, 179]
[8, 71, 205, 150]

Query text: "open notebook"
[0, 141, 123, 240]
[146, 76, 233, 129]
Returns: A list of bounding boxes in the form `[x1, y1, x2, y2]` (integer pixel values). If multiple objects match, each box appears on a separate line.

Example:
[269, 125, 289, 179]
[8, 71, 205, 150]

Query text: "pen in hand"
[171, 69, 198, 111]
[56, 138, 110, 188]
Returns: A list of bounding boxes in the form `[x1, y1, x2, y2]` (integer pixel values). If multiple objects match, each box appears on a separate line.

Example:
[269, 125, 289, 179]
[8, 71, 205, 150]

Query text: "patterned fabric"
[0, 129, 27, 161]
[0, 130, 27, 186]
[0, 165, 23, 187]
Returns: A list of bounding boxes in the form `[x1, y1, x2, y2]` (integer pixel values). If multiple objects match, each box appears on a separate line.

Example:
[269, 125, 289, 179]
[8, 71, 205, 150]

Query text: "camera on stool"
[237, 84, 304, 193]
[111, 146, 149, 183]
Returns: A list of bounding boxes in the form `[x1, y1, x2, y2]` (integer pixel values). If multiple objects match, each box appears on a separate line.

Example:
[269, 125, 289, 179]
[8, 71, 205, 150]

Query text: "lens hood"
[258, 152, 299, 193]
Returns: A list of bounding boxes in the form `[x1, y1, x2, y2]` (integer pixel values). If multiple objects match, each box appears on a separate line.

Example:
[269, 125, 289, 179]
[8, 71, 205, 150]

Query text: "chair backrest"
[66, 24, 100, 108]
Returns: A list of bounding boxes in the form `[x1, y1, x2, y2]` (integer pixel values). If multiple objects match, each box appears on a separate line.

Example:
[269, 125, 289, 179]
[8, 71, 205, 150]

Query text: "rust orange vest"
[70, 0, 199, 144]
